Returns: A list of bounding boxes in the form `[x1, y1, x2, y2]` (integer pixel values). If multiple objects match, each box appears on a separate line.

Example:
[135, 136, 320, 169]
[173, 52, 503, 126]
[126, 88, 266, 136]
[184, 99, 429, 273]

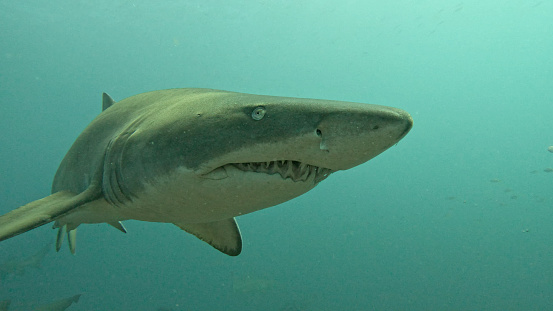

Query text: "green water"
[1, 1, 552, 310]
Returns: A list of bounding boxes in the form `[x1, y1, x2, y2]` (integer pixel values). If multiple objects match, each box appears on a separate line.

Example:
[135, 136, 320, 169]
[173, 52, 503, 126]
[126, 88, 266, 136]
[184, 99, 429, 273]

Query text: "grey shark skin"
[0, 88, 412, 256]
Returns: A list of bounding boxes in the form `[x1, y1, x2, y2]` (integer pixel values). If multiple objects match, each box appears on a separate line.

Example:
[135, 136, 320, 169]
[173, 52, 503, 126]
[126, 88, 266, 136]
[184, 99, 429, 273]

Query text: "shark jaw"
[201, 160, 333, 184]
[109, 160, 327, 225]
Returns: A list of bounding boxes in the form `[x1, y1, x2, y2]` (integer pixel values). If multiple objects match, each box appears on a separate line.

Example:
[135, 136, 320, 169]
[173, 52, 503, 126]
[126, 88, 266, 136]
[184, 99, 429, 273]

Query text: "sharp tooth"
[277, 161, 287, 179]
[235, 163, 245, 171]
[290, 162, 301, 181]
[268, 161, 277, 174]
[310, 166, 317, 181]
[259, 162, 271, 173]
[299, 163, 308, 176]
[314, 168, 332, 183]
[299, 164, 310, 181]
[285, 160, 294, 179]
[273, 161, 281, 176]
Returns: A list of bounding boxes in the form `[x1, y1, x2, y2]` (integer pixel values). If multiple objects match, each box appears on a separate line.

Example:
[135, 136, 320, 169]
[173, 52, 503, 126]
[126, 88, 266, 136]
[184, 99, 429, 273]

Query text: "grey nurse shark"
[0, 88, 412, 256]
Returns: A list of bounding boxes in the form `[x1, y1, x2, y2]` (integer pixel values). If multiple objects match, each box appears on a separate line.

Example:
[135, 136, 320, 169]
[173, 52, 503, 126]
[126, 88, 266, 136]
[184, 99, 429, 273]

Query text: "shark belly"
[115, 165, 318, 224]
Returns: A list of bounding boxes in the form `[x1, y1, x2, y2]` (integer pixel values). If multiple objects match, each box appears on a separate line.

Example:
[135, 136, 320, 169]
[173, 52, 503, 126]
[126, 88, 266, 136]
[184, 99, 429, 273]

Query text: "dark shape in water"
[0, 294, 80, 311]
[0, 243, 50, 282]
[34, 294, 81, 311]
[0, 300, 10, 311]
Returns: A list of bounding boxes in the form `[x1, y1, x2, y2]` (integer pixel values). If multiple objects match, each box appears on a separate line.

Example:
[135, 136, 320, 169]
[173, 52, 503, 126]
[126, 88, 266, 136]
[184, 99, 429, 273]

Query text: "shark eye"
[251, 106, 266, 120]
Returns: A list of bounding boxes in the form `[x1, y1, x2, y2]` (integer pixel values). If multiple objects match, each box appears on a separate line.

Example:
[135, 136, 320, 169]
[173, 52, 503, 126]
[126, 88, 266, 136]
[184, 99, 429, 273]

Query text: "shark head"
[104, 89, 413, 223]
[196, 95, 413, 174]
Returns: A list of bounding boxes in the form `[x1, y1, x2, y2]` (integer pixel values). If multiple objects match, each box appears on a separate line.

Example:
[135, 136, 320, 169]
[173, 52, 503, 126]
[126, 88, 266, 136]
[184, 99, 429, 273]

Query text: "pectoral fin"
[0, 186, 101, 242]
[108, 221, 127, 233]
[175, 218, 242, 256]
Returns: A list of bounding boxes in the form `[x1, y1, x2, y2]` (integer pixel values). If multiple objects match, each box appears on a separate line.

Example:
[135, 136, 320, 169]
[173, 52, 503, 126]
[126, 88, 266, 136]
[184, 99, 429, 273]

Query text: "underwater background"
[1, 0, 552, 310]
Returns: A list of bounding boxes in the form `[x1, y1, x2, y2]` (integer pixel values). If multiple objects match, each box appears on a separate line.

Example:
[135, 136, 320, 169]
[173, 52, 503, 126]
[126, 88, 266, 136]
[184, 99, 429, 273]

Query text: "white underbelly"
[118, 165, 318, 224]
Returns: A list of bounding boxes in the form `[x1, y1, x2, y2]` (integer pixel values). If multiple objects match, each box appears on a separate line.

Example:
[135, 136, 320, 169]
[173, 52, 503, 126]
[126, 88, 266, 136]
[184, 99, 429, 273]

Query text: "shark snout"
[314, 106, 413, 170]
[392, 108, 414, 139]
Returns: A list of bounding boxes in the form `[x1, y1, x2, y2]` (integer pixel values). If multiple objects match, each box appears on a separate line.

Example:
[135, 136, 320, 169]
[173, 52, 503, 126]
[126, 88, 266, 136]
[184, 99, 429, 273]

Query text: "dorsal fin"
[102, 92, 116, 111]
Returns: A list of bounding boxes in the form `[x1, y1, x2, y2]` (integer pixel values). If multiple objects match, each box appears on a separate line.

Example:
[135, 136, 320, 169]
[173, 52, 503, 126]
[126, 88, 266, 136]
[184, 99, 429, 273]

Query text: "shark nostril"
[316, 129, 322, 137]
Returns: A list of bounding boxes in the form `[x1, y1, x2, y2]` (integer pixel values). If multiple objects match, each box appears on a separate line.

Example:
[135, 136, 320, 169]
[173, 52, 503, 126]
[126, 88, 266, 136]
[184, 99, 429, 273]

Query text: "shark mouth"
[231, 160, 333, 184]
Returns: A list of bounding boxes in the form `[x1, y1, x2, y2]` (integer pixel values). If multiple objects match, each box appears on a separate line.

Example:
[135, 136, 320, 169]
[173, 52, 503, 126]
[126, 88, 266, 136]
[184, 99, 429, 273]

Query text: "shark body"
[0, 88, 412, 255]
